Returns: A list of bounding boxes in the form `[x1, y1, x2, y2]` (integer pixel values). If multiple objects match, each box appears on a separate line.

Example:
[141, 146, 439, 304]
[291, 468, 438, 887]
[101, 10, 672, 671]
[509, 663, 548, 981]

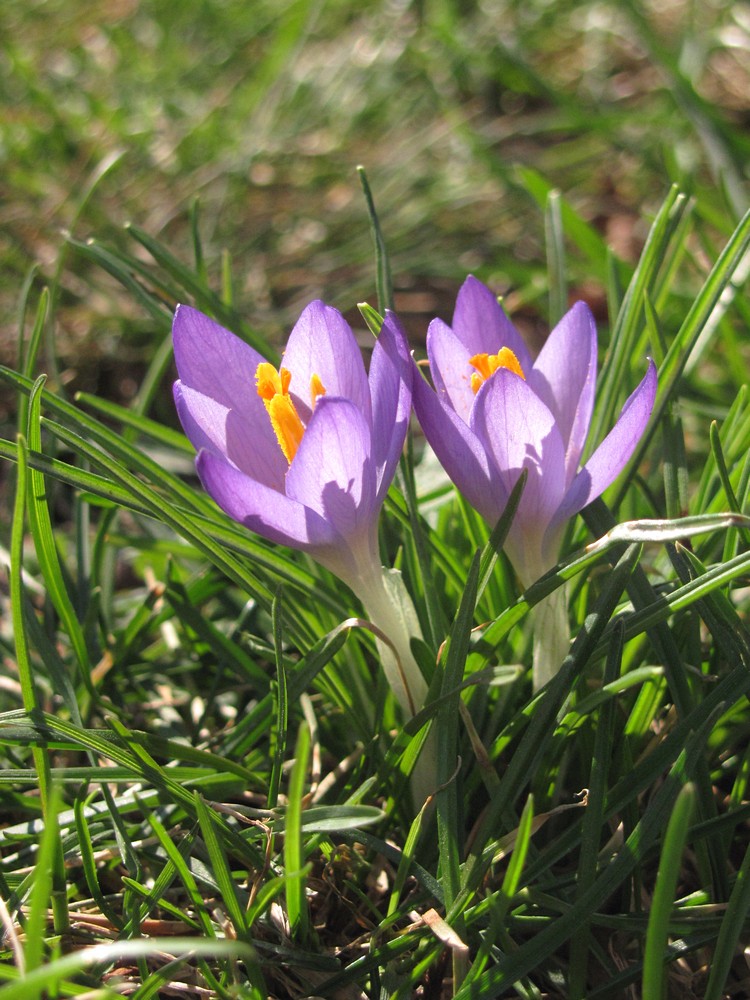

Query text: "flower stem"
[348, 563, 436, 808]
[532, 583, 570, 690]
[350, 566, 428, 718]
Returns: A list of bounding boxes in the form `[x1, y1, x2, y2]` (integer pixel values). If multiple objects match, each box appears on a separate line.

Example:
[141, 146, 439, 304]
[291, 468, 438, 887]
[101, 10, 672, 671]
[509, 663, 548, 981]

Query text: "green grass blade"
[268, 589, 289, 810]
[358, 166, 394, 313]
[193, 794, 250, 941]
[704, 833, 750, 1000]
[545, 189, 567, 325]
[0, 939, 258, 1000]
[23, 786, 63, 973]
[10, 436, 69, 933]
[284, 719, 311, 940]
[642, 782, 697, 1000]
[19, 286, 48, 397]
[25, 376, 94, 697]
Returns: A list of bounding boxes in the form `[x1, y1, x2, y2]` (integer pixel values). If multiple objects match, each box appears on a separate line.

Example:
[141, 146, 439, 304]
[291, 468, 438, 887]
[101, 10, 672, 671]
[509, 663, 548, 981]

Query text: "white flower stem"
[349, 567, 428, 719]
[343, 551, 434, 808]
[531, 583, 570, 690]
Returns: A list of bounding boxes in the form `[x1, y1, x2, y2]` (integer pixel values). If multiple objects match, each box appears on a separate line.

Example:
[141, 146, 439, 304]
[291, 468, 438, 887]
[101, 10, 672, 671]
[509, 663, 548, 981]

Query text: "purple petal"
[175, 382, 287, 492]
[425, 317, 476, 424]
[526, 301, 597, 485]
[470, 369, 567, 576]
[196, 450, 339, 550]
[412, 364, 499, 523]
[173, 305, 286, 488]
[173, 305, 266, 414]
[281, 301, 371, 425]
[554, 359, 658, 526]
[285, 396, 376, 541]
[452, 275, 533, 373]
[369, 311, 413, 505]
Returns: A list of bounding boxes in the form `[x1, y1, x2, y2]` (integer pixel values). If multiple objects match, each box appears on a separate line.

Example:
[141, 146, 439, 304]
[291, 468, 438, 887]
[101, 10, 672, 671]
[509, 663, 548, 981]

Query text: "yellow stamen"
[266, 393, 304, 463]
[310, 372, 326, 405]
[256, 363, 292, 401]
[469, 348, 525, 394]
[255, 362, 327, 464]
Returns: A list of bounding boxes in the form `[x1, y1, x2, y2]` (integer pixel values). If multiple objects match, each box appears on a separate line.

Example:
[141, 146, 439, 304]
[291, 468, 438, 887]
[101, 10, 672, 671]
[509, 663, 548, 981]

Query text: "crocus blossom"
[413, 275, 657, 686]
[172, 301, 427, 716]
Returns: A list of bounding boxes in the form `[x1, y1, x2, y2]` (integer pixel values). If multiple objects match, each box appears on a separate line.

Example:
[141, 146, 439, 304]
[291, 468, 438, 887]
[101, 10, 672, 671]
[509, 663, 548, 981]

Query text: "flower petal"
[412, 364, 499, 522]
[470, 369, 567, 578]
[369, 311, 413, 504]
[452, 275, 533, 373]
[281, 300, 371, 424]
[527, 301, 597, 485]
[285, 396, 376, 541]
[196, 450, 339, 550]
[425, 317, 476, 424]
[173, 305, 287, 488]
[173, 305, 265, 412]
[554, 359, 658, 525]
[175, 382, 287, 491]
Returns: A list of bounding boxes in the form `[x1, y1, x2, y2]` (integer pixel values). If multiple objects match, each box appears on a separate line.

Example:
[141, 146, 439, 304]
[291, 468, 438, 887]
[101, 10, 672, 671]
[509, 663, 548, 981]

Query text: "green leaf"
[642, 782, 696, 999]
[284, 720, 311, 939]
[358, 166, 394, 313]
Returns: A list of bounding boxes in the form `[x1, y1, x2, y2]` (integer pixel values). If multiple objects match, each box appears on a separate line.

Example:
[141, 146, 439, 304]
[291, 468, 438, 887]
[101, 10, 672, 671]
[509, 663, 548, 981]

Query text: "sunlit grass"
[2, 0, 750, 996]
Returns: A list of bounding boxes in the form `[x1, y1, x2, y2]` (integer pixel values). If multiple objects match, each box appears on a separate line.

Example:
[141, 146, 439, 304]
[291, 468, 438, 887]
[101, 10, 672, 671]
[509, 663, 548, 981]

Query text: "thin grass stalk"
[285, 719, 311, 941]
[641, 782, 697, 999]
[436, 551, 481, 989]
[268, 588, 289, 810]
[704, 831, 750, 1000]
[358, 166, 394, 313]
[545, 189, 567, 326]
[9, 436, 69, 934]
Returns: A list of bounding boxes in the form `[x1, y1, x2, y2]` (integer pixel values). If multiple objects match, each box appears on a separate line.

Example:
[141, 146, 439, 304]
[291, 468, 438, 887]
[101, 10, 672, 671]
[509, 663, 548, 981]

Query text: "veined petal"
[527, 301, 597, 485]
[425, 317, 476, 424]
[471, 369, 567, 575]
[174, 381, 230, 461]
[175, 382, 287, 492]
[196, 450, 339, 550]
[173, 305, 266, 415]
[285, 396, 376, 541]
[412, 364, 500, 523]
[554, 359, 658, 527]
[452, 275, 533, 373]
[173, 305, 286, 488]
[369, 311, 413, 505]
[281, 300, 371, 424]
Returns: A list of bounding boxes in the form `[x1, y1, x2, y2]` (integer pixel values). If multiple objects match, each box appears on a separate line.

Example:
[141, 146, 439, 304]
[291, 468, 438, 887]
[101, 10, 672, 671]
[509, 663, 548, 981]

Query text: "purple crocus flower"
[413, 276, 657, 686]
[173, 301, 427, 716]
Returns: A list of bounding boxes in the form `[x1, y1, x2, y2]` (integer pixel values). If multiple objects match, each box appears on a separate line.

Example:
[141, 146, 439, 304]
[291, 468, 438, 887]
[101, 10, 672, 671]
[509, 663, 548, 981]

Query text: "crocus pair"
[173, 276, 656, 698]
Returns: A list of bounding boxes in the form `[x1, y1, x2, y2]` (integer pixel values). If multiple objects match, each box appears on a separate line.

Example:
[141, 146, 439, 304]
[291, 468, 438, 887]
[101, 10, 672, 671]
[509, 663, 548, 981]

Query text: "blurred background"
[2, 0, 749, 415]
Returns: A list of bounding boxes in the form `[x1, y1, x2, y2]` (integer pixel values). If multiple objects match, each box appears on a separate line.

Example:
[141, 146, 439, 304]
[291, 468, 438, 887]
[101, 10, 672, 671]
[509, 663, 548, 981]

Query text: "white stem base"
[351, 567, 428, 718]
[532, 584, 570, 691]
[349, 565, 435, 808]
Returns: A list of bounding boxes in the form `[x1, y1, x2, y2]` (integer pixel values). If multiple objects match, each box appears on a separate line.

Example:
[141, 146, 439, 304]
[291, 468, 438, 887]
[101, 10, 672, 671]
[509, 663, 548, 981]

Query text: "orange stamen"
[266, 393, 304, 463]
[255, 362, 327, 464]
[310, 372, 326, 405]
[469, 348, 525, 394]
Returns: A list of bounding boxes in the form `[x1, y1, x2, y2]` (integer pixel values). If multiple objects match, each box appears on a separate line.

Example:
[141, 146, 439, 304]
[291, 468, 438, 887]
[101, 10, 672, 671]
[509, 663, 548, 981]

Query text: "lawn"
[2, 0, 750, 996]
